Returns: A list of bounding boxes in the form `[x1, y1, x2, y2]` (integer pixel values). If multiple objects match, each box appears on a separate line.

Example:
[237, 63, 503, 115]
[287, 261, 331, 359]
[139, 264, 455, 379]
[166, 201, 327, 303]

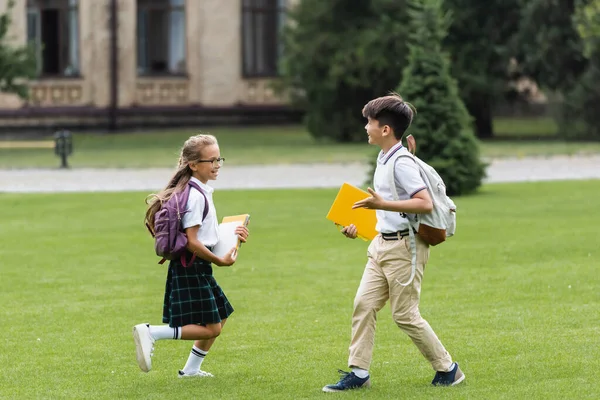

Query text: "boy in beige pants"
[323, 94, 465, 392]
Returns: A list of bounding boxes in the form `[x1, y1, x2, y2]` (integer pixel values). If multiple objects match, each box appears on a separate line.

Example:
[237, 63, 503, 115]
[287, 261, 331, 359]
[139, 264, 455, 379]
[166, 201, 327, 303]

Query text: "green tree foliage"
[515, 0, 588, 93]
[396, 0, 486, 195]
[575, 0, 600, 57]
[0, 0, 37, 99]
[559, 0, 600, 139]
[279, 0, 410, 142]
[444, 0, 522, 139]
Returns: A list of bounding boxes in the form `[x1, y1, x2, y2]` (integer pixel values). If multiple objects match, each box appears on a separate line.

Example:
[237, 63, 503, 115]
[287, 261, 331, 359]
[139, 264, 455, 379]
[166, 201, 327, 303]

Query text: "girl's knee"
[206, 323, 222, 338]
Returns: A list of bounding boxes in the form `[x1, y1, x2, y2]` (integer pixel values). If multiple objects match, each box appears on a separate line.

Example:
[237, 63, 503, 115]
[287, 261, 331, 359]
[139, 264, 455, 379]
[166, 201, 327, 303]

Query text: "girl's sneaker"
[178, 370, 214, 378]
[132, 323, 155, 372]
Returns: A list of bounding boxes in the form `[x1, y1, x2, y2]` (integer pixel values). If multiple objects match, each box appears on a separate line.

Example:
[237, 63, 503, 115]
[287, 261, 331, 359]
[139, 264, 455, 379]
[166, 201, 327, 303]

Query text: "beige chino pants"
[348, 234, 453, 372]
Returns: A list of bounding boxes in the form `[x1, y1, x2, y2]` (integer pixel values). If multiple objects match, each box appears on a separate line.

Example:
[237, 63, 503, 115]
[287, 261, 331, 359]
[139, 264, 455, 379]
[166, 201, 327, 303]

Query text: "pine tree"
[396, 0, 485, 195]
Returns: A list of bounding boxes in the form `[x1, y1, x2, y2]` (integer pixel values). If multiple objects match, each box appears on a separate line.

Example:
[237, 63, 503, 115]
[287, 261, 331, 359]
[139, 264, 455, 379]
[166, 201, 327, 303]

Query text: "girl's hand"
[217, 247, 238, 266]
[352, 188, 385, 210]
[235, 226, 249, 243]
[341, 224, 358, 239]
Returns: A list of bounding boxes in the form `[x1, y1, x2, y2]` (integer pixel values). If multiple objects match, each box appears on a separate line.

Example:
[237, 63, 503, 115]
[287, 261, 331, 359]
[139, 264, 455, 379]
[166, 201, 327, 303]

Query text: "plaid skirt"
[162, 256, 234, 327]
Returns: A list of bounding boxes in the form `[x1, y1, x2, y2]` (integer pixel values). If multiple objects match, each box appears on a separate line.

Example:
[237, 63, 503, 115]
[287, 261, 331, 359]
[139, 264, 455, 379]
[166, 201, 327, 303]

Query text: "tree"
[396, 0, 486, 195]
[279, 0, 411, 142]
[558, 0, 600, 139]
[514, 0, 588, 93]
[575, 0, 600, 58]
[0, 0, 37, 99]
[444, 0, 522, 139]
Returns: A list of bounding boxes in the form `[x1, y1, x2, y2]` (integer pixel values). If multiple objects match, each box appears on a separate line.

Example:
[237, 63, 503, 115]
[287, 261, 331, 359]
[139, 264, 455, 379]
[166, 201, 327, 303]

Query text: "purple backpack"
[147, 180, 208, 267]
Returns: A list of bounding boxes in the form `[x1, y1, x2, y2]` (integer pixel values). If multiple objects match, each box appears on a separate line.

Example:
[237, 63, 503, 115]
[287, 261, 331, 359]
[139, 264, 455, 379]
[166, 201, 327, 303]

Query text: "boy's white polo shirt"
[373, 142, 427, 234]
[182, 177, 219, 247]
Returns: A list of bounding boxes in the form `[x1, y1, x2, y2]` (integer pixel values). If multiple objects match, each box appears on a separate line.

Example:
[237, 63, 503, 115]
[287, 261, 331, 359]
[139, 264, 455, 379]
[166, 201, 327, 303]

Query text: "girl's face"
[189, 144, 222, 183]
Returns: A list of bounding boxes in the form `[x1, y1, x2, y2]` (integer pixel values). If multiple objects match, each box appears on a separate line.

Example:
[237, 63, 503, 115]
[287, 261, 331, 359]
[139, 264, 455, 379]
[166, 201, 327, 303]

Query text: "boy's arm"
[380, 188, 432, 213]
[352, 187, 433, 214]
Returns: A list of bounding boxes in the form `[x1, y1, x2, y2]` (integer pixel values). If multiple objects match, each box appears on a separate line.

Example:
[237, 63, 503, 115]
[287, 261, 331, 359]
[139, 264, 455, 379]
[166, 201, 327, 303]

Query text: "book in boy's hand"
[326, 183, 377, 241]
[212, 214, 250, 259]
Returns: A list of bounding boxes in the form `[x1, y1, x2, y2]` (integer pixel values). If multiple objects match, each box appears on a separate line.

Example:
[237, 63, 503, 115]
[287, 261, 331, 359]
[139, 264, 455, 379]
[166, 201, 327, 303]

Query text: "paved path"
[1, 155, 599, 193]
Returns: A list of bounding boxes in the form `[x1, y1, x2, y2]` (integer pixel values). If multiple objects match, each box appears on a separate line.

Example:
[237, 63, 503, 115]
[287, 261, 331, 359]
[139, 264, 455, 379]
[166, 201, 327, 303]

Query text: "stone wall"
[0, 0, 288, 116]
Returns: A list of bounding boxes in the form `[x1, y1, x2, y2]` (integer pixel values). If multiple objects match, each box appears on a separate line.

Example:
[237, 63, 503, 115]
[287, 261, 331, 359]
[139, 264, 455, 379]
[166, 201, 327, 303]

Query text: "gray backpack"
[387, 140, 457, 286]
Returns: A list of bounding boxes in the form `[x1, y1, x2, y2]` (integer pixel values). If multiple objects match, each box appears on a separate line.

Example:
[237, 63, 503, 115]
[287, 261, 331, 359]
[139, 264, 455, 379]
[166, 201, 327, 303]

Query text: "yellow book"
[213, 214, 250, 258]
[326, 183, 377, 241]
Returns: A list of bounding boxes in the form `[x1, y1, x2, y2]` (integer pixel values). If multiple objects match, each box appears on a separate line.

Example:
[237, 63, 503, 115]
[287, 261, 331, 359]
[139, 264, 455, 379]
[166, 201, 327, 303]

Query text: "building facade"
[0, 0, 299, 130]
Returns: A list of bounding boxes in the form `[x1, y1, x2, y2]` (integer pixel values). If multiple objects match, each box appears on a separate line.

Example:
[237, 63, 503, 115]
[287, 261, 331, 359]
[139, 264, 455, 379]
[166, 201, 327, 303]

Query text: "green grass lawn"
[1, 180, 599, 399]
[1, 118, 599, 169]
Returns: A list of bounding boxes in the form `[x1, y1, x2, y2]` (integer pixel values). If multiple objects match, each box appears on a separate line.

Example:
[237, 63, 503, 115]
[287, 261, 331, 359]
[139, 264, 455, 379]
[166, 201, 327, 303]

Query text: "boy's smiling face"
[365, 117, 390, 146]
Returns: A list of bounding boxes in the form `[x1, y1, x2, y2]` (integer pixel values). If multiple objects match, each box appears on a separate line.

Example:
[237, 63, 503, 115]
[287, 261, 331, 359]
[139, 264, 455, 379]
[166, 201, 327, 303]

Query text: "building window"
[137, 0, 186, 76]
[242, 0, 287, 78]
[27, 0, 80, 77]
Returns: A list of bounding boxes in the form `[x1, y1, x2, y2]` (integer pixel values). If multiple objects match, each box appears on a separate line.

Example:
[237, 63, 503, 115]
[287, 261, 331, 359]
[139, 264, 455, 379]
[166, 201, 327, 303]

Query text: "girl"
[133, 134, 249, 378]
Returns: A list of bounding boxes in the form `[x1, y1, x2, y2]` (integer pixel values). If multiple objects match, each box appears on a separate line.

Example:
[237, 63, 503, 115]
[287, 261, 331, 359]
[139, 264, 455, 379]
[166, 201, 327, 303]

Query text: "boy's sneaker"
[322, 370, 371, 392]
[431, 362, 465, 386]
[178, 370, 214, 378]
[133, 323, 155, 372]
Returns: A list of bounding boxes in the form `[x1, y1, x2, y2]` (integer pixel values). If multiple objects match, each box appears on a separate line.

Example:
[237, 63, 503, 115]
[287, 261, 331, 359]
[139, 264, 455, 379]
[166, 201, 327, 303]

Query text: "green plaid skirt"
[162, 256, 234, 327]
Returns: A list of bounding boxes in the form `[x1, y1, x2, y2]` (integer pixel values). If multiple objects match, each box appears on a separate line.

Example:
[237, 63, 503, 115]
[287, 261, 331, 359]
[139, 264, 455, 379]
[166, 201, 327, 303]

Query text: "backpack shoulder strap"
[385, 150, 418, 288]
[385, 150, 416, 200]
[187, 181, 209, 221]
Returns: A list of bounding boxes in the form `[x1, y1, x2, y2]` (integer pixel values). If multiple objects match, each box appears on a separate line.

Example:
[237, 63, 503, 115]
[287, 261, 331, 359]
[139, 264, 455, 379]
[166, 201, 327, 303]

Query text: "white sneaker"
[133, 323, 155, 372]
[178, 369, 214, 378]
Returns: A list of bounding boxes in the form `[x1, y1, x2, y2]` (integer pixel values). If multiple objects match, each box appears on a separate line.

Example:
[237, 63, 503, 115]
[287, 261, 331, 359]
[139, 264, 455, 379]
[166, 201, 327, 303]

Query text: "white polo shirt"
[182, 177, 219, 247]
[373, 142, 427, 233]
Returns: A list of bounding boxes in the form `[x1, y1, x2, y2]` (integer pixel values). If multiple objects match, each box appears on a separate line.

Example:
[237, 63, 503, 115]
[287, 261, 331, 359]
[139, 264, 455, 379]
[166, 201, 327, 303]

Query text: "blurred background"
[1, 3, 599, 398]
[0, 0, 599, 191]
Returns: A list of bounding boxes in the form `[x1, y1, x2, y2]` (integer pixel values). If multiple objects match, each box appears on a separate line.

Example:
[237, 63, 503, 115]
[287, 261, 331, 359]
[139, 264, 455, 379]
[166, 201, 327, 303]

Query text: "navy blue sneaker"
[431, 362, 465, 386]
[322, 369, 371, 392]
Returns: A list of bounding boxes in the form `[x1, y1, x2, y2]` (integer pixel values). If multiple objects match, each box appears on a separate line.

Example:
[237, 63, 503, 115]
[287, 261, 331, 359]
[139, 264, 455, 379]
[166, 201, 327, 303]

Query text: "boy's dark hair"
[362, 92, 416, 139]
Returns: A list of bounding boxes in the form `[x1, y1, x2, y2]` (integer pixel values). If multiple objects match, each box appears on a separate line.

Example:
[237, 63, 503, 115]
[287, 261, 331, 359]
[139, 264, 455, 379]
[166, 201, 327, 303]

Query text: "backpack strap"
[187, 180, 209, 222]
[386, 154, 417, 287]
[179, 180, 210, 267]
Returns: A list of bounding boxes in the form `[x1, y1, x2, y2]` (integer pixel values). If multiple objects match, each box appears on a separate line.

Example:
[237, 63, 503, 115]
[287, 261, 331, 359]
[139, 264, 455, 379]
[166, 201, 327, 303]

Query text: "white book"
[212, 214, 250, 259]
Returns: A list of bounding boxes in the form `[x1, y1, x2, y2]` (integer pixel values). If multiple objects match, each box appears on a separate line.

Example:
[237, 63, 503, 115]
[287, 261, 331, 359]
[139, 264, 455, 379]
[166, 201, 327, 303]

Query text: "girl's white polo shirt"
[182, 177, 219, 247]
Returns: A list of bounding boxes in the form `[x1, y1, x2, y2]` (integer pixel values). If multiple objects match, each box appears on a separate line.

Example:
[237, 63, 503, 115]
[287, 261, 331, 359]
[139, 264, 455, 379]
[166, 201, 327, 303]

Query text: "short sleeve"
[395, 157, 427, 197]
[182, 189, 207, 229]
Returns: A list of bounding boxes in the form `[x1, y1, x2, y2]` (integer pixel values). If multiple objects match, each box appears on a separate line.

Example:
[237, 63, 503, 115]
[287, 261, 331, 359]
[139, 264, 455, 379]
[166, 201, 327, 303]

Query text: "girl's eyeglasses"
[197, 157, 225, 168]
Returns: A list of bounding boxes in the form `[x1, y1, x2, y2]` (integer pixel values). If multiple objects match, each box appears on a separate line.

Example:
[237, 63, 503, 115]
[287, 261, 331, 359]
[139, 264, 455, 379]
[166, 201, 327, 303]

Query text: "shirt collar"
[190, 176, 214, 193]
[378, 141, 404, 165]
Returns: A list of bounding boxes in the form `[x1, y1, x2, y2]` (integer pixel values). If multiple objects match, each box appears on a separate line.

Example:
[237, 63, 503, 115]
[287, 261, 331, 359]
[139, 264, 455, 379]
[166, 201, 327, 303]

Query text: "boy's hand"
[341, 224, 358, 239]
[352, 188, 385, 210]
[235, 226, 249, 243]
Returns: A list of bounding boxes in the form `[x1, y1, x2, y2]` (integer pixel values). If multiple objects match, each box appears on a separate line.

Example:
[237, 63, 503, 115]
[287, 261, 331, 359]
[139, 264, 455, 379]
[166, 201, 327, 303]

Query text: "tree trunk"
[468, 95, 494, 139]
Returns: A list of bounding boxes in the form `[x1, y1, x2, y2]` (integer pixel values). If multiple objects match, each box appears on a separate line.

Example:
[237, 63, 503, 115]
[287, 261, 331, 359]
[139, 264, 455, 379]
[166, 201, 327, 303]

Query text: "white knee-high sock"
[149, 325, 181, 340]
[182, 345, 207, 374]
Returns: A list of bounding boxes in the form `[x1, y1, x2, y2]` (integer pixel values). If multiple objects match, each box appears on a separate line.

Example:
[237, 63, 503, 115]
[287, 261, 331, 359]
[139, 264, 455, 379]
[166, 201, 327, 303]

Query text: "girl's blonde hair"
[144, 134, 218, 233]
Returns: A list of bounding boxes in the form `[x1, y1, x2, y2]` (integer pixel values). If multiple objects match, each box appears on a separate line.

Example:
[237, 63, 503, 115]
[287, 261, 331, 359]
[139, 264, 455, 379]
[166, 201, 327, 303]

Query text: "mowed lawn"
[0, 181, 599, 399]
[2, 118, 600, 169]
